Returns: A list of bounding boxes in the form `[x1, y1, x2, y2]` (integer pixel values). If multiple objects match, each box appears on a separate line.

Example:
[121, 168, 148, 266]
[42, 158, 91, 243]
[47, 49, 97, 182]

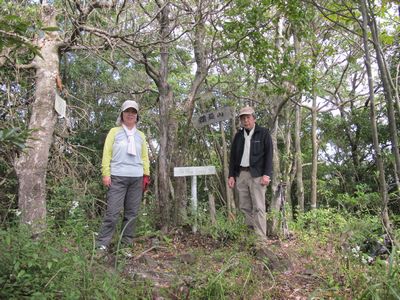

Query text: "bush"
[0, 226, 143, 299]
[135, 193, 158, 236]
[292, 209, 400, 299]
[355, 247, 400, 299]
[343, 215, 382, 246]
[295, 208, 348, 236]
[336, 184, 380, 214]
[47, 178, 104, 229]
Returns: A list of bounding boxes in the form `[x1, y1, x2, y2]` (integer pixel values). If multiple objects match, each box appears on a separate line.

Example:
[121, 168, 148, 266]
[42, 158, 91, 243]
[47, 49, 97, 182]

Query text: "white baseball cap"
[121, 100, 139, 112]
[116, 100, 139, 125]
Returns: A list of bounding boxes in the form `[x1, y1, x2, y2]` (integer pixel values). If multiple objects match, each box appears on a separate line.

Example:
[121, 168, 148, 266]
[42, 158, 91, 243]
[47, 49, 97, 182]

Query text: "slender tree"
[292, 29, 305, 213]
[359, 0, 394, 240]
[366, 1, 400, 191]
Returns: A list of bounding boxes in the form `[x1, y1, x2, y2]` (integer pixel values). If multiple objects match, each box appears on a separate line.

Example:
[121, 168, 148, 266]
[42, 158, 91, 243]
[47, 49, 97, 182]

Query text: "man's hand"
[102, 176, 111, 187]
[143, 175, 151, 192]
[261, 175, 271, 186]
[228, 176, 235, 189]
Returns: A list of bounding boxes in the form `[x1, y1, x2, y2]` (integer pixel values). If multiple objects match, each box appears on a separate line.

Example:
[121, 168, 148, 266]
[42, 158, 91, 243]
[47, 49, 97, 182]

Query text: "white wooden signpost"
[174, 166, 216, 233]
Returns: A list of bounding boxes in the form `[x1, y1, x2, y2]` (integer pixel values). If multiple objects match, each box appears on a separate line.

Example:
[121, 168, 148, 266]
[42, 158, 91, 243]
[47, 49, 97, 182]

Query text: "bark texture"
[310, 93, 318, 210]
[15, 5, 60, 234]
[294, 103, 304, 212]
[268, 115, 281, 237]
[155, 3, 174, 231]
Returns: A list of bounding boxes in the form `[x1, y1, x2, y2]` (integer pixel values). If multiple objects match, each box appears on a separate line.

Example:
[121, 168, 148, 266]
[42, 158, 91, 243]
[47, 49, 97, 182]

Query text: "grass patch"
[1, 208, 399, 299]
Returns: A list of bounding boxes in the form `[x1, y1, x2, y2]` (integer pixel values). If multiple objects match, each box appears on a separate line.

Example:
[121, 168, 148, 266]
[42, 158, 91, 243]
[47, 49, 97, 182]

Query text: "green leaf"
[17, 269, 26, 278]
[14, 261, 20, 272]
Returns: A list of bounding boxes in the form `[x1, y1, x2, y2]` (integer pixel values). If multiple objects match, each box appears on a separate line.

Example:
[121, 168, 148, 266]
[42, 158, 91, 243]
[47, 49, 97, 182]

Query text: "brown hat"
[238, 106, 255, 117]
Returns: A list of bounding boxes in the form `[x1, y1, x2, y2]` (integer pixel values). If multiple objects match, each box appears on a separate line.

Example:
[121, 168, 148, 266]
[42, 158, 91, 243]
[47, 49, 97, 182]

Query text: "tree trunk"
[231, 117, 239, 209]
[367, 5, 400, 190]
[14, 4, 60, 234]
[310, 93, 318, 210]
[155, 3, 174, 232]
[292, 30, 305, 213]
[267, 13, 285, 236]
[221, 120, 235, 216]
[172, 154, 188, 225]
[359, 0, 394, 241]
[294, 103, 305, 212]
[283, 107, 293, 222]
[268, 115, 281, 237]
[157, 92, 174, 232]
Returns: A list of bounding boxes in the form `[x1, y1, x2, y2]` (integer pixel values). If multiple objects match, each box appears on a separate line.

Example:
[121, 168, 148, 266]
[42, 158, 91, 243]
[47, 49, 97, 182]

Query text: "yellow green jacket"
[102, 127, 150, 177]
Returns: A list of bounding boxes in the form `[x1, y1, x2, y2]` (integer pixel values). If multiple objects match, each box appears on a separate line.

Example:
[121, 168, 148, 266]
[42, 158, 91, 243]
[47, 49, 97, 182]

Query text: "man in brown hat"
[228, 106, 273, 242]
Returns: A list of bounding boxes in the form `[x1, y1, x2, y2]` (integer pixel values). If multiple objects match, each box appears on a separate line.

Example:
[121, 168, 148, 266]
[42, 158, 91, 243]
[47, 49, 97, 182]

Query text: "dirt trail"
[104, 231, 340, 299]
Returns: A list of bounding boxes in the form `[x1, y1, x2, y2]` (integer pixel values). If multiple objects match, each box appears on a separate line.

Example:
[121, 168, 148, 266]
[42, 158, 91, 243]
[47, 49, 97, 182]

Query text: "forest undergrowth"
[1, 207, 399, 299]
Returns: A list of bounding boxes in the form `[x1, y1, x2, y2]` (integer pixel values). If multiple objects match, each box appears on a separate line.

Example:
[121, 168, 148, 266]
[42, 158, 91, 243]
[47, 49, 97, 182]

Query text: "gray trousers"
[96, 175, 142, 247]
[236, 170, 267, 238]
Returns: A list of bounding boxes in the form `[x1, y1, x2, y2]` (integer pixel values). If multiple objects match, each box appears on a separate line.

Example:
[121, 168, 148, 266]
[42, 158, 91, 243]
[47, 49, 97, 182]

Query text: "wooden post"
[208, 193, 216, 225]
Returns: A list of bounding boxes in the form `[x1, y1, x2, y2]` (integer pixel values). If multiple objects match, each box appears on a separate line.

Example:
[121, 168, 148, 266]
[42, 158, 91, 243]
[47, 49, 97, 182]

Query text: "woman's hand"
[102, 176, 111, 187]
[143, 175, 151, 192]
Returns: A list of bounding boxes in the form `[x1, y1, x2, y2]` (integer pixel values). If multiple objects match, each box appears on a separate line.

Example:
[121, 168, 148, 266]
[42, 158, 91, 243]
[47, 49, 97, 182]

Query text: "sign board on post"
[174, 166, 216, 177]
[193, 107, 234, 128]
[174, 166, 216, 233]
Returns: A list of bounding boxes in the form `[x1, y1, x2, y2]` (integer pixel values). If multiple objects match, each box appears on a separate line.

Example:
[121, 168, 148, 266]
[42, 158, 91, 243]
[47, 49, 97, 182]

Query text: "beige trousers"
[236, 170, 267, 238]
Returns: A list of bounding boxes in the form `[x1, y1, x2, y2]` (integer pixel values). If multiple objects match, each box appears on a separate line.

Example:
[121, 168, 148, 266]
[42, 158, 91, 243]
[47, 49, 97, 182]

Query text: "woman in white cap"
[96, 100, 150, 256]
